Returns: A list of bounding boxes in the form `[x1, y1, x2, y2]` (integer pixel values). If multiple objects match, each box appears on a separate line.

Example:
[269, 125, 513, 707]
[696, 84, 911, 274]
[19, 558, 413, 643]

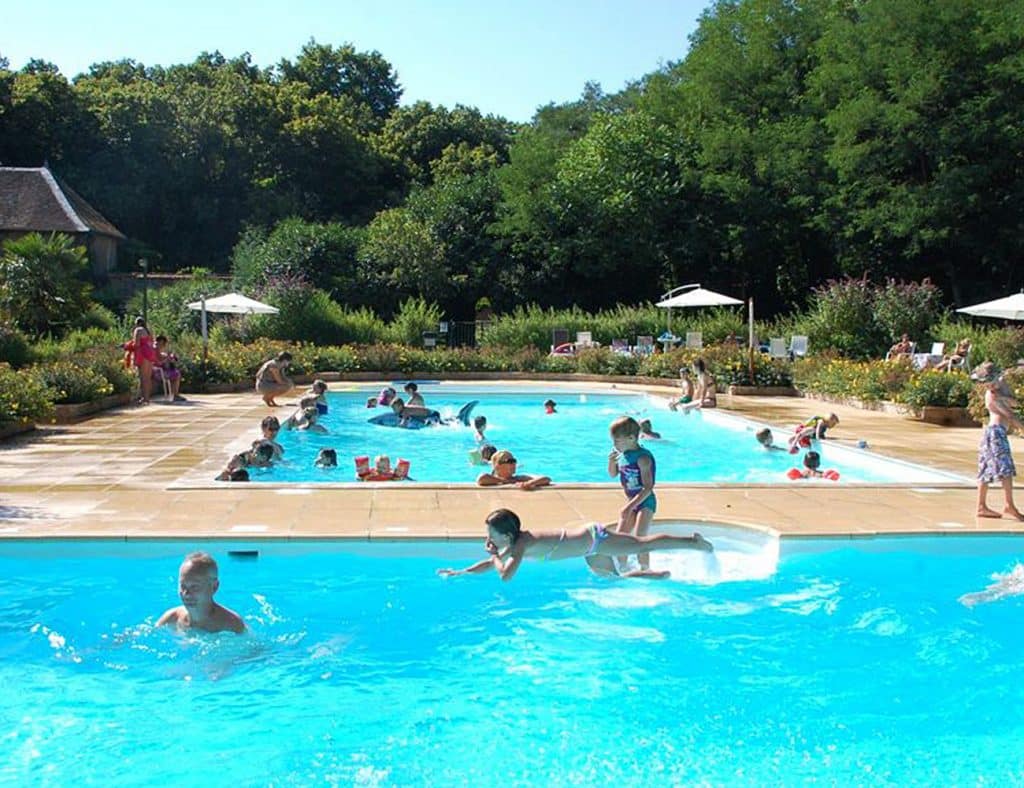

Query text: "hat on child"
[969, 361, 1000, 383]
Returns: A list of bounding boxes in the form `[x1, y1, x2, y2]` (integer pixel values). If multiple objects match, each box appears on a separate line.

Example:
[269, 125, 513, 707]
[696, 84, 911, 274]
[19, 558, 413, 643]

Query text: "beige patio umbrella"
[956, 290, 1024, 321]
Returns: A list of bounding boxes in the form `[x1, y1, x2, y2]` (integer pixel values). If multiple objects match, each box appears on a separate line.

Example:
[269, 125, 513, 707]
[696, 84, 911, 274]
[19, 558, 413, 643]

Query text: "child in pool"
[157, 552, 246, 634]
[473, 415, 487, 443]
[798, 450, 824, 478]
[257, 415, 284, 460]
[755, 427, 787, 451]
[436, 508, 712, 581]
[638, 419, 661, 440]
[315, 448, 338, 468]
[544, 399, 557, 414]
[216, 442, 274, 480]
[469, 443, 497, 465]
[608, 416, 658, 572]
[403, 382, 425, 407]
[304, 379, 328, 414]
[959, 563, 1024, 607]
[284, 397, 328, 433]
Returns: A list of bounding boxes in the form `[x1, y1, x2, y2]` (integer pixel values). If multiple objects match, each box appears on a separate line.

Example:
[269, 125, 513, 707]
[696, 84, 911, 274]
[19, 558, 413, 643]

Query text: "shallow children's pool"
[251, 386, 965, 485]
[1, 530, 1023, 785]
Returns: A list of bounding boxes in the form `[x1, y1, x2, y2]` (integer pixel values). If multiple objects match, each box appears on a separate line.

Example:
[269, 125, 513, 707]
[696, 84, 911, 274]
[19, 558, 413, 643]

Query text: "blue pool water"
[2, 533, 1023, 785]
[253, 386, 963, 484]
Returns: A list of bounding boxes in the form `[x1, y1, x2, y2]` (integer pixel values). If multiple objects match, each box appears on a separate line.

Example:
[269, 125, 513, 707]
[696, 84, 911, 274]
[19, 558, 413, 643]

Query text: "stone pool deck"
[0, 380, 1020, 542]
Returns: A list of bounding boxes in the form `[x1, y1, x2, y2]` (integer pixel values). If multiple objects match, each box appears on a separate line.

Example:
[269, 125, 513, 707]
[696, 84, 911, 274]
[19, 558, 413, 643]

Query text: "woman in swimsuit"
[255, 351, 294, 406]
[436, 508, 713, 581]
[131, 316, 158, 404]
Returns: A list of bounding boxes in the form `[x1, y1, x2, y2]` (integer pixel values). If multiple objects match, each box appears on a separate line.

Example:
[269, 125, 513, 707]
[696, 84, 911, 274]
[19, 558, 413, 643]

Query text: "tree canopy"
[1, 0, 1021, 319]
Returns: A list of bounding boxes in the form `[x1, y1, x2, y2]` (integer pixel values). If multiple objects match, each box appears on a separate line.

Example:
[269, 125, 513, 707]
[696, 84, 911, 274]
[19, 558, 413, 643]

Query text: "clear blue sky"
[2, 0, 709, 122]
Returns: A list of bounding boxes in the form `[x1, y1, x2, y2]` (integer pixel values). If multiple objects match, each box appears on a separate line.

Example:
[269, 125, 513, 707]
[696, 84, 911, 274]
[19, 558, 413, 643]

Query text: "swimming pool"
[250, 385, 965, 485]
[2, 532, 1023, 785]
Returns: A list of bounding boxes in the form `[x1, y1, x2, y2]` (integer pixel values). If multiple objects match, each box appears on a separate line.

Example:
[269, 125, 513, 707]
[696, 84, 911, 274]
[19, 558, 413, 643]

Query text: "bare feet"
[977, 507, 1003, 519]
[620, 568, 671, 579]
[692, 533, 714, 552]
[1004, 507, 1024, 522]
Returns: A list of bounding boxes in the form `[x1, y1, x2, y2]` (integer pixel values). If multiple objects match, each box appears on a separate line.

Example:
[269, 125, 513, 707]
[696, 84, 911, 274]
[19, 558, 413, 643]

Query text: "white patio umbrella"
[657, 282, 754, 378]
[656, 283, 745, 335]
[186, 292, 280, 370]
[956, 290, 1024, 321]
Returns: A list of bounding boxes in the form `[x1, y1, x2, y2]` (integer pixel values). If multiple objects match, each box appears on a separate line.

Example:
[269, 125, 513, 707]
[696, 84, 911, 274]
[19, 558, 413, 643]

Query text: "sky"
[2, 0, 709, 122]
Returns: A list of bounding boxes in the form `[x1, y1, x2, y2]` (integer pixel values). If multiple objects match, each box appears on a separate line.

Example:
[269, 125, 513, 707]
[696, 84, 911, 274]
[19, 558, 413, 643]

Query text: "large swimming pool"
[250, 385, 965, 485]
[2, 532, 1023, 785]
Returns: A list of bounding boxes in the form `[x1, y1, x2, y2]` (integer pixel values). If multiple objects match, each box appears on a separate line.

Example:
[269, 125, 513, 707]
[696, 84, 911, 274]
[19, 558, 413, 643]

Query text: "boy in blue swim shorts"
[608, 416, 658, 572]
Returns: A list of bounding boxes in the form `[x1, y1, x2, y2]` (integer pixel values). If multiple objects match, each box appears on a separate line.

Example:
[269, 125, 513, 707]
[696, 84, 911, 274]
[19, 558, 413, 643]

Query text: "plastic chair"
[930, 342, 945, 357]
[551, 328, 570, 354]
[685, 331, 703, 350]
[576, 331, 594, 349]
[789, 335, 809, 358]
[768, 338, 788, 359]
[635, 336, 654, 355]
[611, 338, 630, 355]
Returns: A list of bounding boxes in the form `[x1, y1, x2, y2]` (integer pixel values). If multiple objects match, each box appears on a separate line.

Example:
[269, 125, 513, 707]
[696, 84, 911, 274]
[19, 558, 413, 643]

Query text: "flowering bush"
[29, 361, 113, 405]
[793, 357, 913, 402]
[0, 363, 54, 424]
[897, 370, 972, 409]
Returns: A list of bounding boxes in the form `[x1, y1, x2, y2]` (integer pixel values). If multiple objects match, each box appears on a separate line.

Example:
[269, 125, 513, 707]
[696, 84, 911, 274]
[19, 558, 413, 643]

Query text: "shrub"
[29, 360, 113, 404]
[0, 363, 55, 424]
[872, 278, 945, 343]
[384, 297, 444, 346]
[803, 277, 885, 359]
[897, 370, 972, 410]
[125, 269, 229, 338]
[0, 322, 31, 368]
[247, 281, 382, 346]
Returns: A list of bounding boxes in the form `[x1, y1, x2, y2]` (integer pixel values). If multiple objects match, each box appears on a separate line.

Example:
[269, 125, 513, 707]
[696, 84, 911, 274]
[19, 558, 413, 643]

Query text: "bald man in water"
[157, 552, 245, 634]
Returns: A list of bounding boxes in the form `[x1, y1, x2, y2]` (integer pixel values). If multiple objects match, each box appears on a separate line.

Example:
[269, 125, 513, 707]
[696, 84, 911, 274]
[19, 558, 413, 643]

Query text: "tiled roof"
[0, 166, 125, 239]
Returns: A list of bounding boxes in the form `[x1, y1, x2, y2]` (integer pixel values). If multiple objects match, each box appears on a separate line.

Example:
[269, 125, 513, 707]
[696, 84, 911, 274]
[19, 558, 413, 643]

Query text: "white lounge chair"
[789, 335, 809, 358]
[685, 331, 703, 350]
[930, 342, 945, 357]
[576, 331, 595, 349]
[611, 338, 630, 355]
[768, 338, 788, 359]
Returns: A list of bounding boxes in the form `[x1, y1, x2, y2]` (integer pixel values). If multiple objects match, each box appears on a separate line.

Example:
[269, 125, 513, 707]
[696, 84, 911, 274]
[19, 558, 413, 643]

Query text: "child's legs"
[634, 507, 655, 569]
[613, 508, 638, 566]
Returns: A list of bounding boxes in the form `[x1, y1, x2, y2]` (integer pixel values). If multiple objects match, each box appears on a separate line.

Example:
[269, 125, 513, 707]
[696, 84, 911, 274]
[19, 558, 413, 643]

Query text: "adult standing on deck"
[255, 351, 294, 407]
[972, 362, 1024, 521]
[130, 316, 157, 404]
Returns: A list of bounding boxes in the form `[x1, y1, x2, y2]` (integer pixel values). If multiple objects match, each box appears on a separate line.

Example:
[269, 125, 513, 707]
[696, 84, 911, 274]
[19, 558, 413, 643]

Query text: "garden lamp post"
[139, 258, 149, 323]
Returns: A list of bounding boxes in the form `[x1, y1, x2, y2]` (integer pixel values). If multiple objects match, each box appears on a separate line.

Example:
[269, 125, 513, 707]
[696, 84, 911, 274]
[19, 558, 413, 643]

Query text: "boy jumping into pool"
[436, 509, 713, 581]
[156, 552, 246, 634]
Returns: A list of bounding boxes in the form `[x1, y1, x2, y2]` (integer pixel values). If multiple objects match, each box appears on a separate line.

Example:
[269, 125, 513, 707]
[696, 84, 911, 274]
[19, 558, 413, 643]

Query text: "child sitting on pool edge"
[436, 508, 712, 581]
[157, 551, 246, 634]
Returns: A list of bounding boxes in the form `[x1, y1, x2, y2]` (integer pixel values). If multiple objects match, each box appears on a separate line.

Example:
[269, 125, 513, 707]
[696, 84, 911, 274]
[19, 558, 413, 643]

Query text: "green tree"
[277, 39, 402, 124]
[810, 0, 1024, 303]
[0, 233, 94, 336]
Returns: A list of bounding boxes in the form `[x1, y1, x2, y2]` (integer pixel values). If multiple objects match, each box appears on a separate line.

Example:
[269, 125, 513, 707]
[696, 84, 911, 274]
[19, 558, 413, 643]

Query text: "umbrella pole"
[201, 297, 208, 391]
[748, 297, 755, 385]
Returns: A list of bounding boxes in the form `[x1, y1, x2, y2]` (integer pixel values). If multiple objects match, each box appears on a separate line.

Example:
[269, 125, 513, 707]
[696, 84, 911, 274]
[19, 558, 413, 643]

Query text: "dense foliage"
[1, 0, 1020, 322]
